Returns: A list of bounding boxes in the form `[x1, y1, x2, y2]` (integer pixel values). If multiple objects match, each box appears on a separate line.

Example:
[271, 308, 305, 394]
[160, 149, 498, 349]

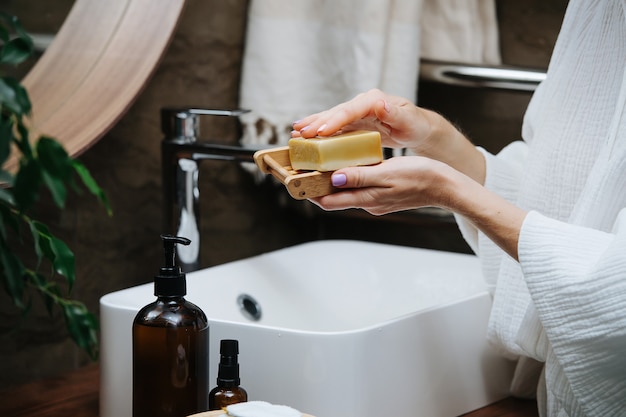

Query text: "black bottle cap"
[217, 339, 241, 386]
[154, 234, 191, 297]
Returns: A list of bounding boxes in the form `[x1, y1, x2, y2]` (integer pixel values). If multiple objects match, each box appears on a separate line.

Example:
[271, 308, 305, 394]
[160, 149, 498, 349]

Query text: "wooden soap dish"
[254, 147, 335, 200]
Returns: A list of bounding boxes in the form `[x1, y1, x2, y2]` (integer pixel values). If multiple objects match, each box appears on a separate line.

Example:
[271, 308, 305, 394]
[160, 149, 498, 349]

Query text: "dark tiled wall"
[0, 0, 567, 387]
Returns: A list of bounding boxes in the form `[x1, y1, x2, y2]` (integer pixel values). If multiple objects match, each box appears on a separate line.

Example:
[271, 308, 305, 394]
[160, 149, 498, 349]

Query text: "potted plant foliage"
[0, 14, 110, 360]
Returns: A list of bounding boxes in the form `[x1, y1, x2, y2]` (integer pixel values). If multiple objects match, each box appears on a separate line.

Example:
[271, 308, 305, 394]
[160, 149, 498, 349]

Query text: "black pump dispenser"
[154, 234, 190, 297]
[132, 234, 209, 417]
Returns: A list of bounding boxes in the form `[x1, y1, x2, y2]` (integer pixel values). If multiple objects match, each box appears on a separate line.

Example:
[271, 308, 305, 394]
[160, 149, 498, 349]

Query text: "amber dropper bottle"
[208, 339, 248, 410]
[132, 235, 209, 417]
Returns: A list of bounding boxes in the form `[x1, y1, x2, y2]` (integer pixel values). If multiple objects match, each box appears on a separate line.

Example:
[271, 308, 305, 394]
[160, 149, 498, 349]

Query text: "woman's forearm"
[416, 110, 525, 257]
[445, 171, 527, 260]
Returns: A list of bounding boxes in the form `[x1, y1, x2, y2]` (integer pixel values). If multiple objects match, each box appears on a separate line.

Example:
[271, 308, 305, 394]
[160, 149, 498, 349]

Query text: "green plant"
[0, 14, 111, 360]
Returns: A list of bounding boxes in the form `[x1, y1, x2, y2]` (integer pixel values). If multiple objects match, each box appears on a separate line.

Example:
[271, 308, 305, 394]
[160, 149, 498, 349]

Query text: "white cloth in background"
[421, 0, 500, 65]
[238, 0, 500, 149]
[455, 0, 626, 415]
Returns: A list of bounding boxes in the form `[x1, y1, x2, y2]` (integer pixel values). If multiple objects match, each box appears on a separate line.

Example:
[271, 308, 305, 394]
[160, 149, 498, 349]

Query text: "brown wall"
[0, 0, 568, 388]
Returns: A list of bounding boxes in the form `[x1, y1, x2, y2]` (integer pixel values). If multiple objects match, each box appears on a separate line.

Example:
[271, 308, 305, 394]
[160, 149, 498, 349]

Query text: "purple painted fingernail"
[332, 173, 347, 187]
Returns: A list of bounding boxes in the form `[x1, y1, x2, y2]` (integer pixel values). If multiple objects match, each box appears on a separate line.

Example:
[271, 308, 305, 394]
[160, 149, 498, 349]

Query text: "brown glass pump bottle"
[208, 339, 248, 410]
[133, 235, 209, 417]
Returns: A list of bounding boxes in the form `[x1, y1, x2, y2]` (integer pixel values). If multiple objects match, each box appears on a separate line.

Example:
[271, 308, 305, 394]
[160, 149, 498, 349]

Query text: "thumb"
[374, 99, 391, 122]
[331, 166, 378, 189]
[373, 99, 392, 125]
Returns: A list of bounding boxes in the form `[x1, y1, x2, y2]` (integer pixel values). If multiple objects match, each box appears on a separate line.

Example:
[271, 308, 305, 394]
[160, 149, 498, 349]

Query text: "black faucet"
[160, 108, 260, 272]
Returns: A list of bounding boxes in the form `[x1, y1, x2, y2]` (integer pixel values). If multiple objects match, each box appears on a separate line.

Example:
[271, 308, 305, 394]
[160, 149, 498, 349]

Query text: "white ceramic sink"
[100, 240, 514, 417]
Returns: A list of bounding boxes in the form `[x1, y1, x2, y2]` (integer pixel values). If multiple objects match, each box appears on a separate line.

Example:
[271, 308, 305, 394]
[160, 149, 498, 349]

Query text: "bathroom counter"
[0, 364, 539, 417]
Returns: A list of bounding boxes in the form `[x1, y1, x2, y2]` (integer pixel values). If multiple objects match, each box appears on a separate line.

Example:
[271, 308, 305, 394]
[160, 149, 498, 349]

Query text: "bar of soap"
[288, 130, 382, 172]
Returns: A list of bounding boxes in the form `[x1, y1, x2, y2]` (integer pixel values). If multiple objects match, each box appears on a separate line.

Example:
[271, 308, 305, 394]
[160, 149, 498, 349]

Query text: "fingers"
[292, 89, 389, 138]
[309, 164, 388, 211]
[331, 166, 379, 189]
[308, 189, 357, 211]
[309, 156, 442, 214]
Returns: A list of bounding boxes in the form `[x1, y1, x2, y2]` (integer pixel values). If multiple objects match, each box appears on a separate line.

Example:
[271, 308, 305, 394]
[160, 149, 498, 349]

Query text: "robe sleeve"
[518, 209, 626, 416]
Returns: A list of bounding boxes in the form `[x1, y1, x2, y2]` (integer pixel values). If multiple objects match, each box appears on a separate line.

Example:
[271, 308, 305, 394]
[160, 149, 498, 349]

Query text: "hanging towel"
[238, 0, 501, 149]
[420, 0, 500, 65]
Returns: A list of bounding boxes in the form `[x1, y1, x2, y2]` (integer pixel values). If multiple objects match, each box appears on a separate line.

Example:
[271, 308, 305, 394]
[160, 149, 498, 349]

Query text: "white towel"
[239, 0, 501, 149]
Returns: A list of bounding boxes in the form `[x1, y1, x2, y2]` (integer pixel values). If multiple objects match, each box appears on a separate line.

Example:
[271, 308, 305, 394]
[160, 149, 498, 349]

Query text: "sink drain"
[237, 294, 262, 321]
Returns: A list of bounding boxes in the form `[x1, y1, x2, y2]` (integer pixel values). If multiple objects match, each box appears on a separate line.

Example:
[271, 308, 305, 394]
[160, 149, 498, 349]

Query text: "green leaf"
[0, 14, 33, 66]
[0, 78, 21, 114]
[0, 13, 22, 31]
[0, 115, 13, 166]
[29, 220, 75, 289]
[14, 119, 32, 157]
[11, 78, 31, 115]
[0, 37, 33, 66]
[37, 137, 72, 180]
[0, 203, 19, 237]
[72, 160, 112, 215]
[62, 302, 99, 360]
[0, 169, 14, 185]
[28, 220, 47, 266]
[0, 25, 9, 43]
[41, 169, 67, 208]
[28, 271, 60, 315]
[0, 241, 25, 308]
[49, 236, 75, 289]
[43, 284, 60, 315]
[12, 158, 41, 211]
[8, 15, 34, 49]
[0, 187, 14, 207]
[37, 137, 72, 208]
[0, 77, 31, 116]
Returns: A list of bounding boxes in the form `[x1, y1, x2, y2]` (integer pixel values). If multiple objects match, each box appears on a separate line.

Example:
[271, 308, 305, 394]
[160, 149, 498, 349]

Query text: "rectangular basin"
[100, 240, 514, 417]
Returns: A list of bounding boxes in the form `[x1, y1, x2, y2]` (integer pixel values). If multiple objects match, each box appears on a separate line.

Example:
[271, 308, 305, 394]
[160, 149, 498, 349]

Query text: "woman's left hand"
[310, 156, 457, 215]
[311, 156, 528, 261]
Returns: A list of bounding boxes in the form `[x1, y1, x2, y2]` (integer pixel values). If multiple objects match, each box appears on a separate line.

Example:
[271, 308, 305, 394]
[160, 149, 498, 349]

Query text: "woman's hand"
[292, 89, 486, 184]
[310, 156, 455, 215]
[292, 89, 428, 150]
[310, 156, 528, 260]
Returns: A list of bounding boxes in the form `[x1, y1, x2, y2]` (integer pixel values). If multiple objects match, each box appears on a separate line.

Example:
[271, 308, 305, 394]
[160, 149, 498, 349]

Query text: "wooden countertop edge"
[0, 364, 538, 417]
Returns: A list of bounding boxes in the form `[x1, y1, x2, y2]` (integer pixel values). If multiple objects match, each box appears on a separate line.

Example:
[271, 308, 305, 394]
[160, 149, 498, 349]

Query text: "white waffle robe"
[455, 1, 626, 416]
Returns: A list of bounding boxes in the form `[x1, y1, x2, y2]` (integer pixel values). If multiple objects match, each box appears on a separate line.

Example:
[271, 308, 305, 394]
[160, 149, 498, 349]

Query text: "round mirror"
[1, 0, 185, 172]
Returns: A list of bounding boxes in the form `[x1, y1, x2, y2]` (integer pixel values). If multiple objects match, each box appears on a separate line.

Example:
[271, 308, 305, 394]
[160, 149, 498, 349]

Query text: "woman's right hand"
[291, 89, 432, 151]
[291, 88, 486, 184]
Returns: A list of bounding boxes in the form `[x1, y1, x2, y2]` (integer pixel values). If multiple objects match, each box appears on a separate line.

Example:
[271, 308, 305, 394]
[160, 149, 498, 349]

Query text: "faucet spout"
[161, 108, 259, 272]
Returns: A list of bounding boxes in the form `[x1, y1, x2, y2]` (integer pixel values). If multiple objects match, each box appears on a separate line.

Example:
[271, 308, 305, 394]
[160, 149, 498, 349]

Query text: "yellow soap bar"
[288, 130, 383, 172]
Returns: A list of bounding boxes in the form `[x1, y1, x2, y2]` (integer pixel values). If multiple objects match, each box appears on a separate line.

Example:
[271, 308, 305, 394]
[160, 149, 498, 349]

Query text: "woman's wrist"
[412, 110, 486, 185]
